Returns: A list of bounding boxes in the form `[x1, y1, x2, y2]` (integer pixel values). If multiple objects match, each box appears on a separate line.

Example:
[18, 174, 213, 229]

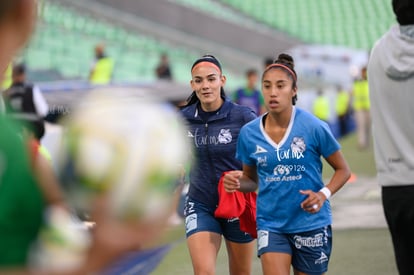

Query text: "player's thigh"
[187, 231, 222, 274]
[260, 252, 291, 275]
[225, 239, 255, 274]
[258, 230, 292, 275]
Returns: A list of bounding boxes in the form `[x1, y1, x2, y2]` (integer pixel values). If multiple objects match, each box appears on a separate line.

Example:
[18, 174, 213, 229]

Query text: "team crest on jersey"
[291, 137, 306, 154]
[218, 129, 232, 144]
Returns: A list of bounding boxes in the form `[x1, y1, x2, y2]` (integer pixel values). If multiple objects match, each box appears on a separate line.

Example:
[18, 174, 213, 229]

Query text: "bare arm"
[223, 164, 258, 193]
[33, 152, 68, 209]
[300, 150, 351, 212]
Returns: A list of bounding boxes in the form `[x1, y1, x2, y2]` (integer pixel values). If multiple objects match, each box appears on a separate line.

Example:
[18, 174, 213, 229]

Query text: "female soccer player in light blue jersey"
[223, 53, 350, 275]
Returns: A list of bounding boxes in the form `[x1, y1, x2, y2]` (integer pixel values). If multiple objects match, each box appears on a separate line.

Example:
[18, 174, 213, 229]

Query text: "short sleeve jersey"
[236, 107, 340, 233]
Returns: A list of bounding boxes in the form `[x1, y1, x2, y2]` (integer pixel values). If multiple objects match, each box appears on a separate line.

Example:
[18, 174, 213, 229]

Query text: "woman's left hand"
[299, 190, 326, 213]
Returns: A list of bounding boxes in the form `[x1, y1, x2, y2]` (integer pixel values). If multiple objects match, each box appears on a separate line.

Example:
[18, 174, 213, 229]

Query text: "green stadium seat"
[218, 0, 395, 50]
[25, 0, 222, 86]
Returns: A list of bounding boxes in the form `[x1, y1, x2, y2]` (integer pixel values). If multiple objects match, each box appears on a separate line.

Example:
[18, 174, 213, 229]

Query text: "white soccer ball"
[58, 89, 190, 223]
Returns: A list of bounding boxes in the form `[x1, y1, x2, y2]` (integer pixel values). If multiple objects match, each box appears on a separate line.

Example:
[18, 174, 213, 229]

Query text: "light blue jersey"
[236, 107, 340, 233]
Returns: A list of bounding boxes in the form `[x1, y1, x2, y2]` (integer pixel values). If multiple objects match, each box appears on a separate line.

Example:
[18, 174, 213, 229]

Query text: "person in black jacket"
[2, 63, 49, 140]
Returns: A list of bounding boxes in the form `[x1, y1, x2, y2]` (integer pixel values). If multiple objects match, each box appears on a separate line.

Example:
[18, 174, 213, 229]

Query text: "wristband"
[319, 187, 331, 199]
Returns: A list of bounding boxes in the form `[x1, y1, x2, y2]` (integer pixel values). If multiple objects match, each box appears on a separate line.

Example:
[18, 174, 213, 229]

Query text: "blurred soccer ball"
[58, 89, 190, 223]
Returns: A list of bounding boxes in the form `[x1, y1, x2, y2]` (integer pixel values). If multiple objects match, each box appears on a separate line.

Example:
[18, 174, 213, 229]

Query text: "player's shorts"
[184, 197, 254, 243]
[257, 226, 332, 275]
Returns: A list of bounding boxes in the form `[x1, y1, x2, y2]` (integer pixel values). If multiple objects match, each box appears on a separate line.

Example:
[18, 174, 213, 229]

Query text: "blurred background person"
[89, 43, 114, 85]
[368, 0, 414, 274]
[233, 68, 265, 115]
[263, 57, 274, 70]
[335, 85, 352, 138]
[1, 62, 13, 113]
[1, 62, 13, 90]
[2, 62, 49, 142]
[352, 66, 370, 149]
[312, 88, 330, 123]
[155, 52, 172, 80]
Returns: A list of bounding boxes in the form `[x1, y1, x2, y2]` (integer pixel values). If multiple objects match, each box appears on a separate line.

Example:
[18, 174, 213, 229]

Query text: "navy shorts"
[184, 197, 253, 243]
[257, 226, 332, 275]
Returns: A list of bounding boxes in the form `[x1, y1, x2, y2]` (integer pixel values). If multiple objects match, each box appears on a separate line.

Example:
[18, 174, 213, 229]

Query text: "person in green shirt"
[0, 116, 45, 267]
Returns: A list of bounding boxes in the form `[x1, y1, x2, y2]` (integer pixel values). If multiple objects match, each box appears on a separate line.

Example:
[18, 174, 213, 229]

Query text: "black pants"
[382, 185, 414, 275]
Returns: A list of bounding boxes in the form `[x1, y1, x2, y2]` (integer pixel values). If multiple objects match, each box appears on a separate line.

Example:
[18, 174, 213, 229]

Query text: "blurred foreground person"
[223, 54, 350, 275]
[181, 55, 256, 275]
[0, 1, 189, 274]
[0, 0, 48, 270]
[368, 1, 414, 274]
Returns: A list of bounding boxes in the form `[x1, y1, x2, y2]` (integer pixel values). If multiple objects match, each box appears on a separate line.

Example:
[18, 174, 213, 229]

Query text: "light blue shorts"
[257, 226, 332, 275]
[184, 197, 253, 243]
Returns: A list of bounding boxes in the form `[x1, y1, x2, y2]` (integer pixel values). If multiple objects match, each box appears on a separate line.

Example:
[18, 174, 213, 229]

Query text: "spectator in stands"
[2, 62, 49, 141]
[180, 54, 256, 275]
[312, 88, 330, 122]
[233, 68, 265, 115]
[352, 66, 370, 149]
[368, 1, 414, 274]
[155, 52, 173, 80]
[89, 43, 114, 85]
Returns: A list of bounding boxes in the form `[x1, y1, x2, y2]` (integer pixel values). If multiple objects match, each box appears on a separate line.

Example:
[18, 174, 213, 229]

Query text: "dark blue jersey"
[180, 98, 256, 207]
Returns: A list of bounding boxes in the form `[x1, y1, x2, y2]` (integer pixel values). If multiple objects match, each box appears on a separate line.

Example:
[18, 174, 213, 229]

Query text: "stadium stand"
[218, 0, 395, 51]
[22, 1, 202, 85]
[165, 0, 395, 51]
[16, 0, 394, 118]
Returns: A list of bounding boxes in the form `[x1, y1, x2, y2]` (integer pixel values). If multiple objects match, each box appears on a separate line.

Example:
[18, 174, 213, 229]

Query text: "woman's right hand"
[223, 170, 243, 193]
